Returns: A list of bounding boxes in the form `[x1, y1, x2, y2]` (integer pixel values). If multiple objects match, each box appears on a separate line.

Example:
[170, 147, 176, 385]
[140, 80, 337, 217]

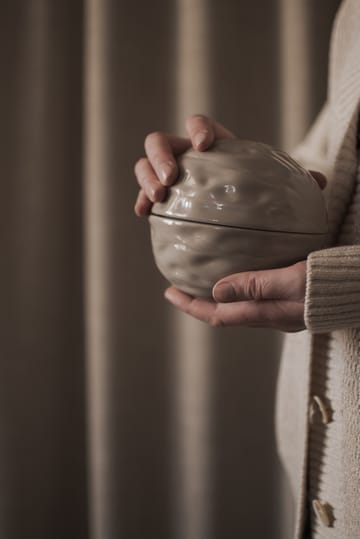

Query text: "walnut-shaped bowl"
[149, 139, 329, 298]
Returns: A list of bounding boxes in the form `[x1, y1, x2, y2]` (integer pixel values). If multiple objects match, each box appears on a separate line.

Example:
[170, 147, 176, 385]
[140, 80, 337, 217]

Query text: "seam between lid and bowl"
[150, 213, 328, 236]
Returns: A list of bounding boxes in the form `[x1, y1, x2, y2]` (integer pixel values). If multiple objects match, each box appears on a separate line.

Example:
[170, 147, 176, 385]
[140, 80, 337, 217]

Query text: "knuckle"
[244, 274, 263, 301]
[208, 310, 224, 327]
[209, 316, 221, 327]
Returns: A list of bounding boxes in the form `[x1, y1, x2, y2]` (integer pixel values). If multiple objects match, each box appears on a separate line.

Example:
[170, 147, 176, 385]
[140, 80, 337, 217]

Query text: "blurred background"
[0, 0, 340, 538]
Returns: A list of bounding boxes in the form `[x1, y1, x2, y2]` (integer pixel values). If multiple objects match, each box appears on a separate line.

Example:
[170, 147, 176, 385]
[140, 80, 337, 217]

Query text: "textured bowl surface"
[150, 215, 329, 298]
[149, 139, 329, 297]
[152, 139, 328, 234]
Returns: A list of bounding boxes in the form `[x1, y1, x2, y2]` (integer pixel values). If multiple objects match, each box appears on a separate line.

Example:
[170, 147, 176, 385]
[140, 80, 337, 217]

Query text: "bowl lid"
[151, 139, 328, 234]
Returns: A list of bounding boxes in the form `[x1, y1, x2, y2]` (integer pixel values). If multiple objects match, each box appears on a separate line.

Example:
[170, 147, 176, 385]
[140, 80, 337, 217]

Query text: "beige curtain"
[0, 1, 339, 538]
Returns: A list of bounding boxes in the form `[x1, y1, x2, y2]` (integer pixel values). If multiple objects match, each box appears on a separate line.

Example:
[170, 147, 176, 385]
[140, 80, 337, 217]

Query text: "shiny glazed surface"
[150, 216, 329, 298]
[152, 139, 328, 234]
[150, 139, 329, 297]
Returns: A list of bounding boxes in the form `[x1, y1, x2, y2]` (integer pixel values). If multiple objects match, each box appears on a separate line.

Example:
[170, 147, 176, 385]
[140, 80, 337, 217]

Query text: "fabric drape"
[0, 1, 339, 538]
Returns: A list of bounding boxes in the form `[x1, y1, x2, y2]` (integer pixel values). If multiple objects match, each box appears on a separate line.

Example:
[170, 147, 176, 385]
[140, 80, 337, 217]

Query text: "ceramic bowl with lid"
[149, 139, 329, 298]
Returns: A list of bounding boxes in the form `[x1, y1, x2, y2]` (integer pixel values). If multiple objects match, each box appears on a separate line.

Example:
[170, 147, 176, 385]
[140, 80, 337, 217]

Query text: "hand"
[162, 169, 326, 333]
[135, 115, 327, 333]
[134, 114, 236, 216]
[164, 261, 308, 332]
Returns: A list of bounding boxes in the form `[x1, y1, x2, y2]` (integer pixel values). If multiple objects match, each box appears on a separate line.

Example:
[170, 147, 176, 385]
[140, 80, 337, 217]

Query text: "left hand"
[164, 260, 307, 332]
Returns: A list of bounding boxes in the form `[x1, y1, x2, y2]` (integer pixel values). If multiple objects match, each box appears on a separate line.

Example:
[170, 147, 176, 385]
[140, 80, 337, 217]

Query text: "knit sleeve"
[305, 245, 360, 333]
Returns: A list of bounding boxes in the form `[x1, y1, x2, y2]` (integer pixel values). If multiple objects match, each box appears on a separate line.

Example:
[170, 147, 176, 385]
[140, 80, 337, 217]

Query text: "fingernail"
[194, 131, 208, 149]
[164, 288, 177, 305]
[159, 161, 175, 186]
[213, 282, 235, 302]
[164, 289, 172, 301]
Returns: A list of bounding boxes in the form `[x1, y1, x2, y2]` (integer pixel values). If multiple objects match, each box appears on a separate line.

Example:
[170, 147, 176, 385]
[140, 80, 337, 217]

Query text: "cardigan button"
[309, 395, 331, 425]
[312, 499, 333, 527]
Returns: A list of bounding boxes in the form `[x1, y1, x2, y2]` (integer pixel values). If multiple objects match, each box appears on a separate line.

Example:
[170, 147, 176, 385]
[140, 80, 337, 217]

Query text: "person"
[134, 0, 360, 537]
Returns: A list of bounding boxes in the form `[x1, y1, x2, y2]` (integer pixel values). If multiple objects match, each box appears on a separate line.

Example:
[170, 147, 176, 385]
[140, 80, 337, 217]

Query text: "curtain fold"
[0, 2, 87, 538]
[84, 1, 175, 537]
[171, 2, 213, 539]
[0, 1, 340, 538]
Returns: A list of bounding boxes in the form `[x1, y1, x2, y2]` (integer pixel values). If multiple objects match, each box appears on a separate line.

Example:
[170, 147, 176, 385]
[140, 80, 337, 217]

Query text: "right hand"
[134, 114, 236, 216]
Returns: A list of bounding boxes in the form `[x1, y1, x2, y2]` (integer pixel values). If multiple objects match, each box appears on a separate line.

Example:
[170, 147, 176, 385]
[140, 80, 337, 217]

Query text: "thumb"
[212, 262, 306, 303]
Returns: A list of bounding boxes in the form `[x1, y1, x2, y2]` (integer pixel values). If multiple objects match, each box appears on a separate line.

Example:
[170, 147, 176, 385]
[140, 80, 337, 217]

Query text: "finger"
[164, 287, 219, 324]
[164, 287, 304, 330]
[212, 261, 306, 303]
[134, 189, 153, 217]
[185, 114, 236, 152]
[309, 170, 327, 190]
[185, 114, 215, 151]
[145, 132, 191, 186]
[134, 157, 166, 203]
[213, 300, 305, 330]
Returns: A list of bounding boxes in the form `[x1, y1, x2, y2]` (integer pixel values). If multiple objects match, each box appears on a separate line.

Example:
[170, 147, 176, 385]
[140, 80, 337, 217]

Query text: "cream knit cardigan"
[276, 1, 360, 538]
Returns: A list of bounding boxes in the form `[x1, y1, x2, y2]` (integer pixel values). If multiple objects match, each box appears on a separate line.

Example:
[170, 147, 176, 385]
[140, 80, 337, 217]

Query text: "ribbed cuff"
[305, 245, 360, 333]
